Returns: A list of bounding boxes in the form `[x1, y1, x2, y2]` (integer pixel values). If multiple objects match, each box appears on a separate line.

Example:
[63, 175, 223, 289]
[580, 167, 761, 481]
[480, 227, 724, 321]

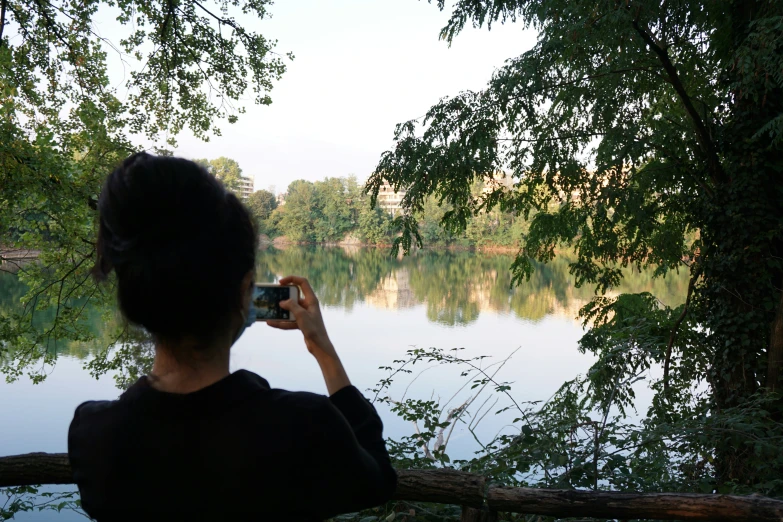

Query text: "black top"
[68, 370, 397, 521]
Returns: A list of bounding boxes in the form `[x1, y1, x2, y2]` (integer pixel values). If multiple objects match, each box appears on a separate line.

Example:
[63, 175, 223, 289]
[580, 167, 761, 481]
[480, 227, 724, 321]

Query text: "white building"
[376, 181, 406, 216]
[237, 176, 254, 199]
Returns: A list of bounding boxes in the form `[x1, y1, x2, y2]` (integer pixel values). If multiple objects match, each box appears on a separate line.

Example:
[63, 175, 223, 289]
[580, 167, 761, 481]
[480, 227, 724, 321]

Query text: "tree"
[357, 204, 394, 246]
[418, 196, 453, 247]
[0, 0, 288, 381]
[276, 180, 317, 242]
[368, 0, 783, 492]
[246, 189, 277, 235]
[194, 157, 244, 193]
[273, 177, 364, 243]
[313, 177, 354, 242]
[246, 189, 277, 219]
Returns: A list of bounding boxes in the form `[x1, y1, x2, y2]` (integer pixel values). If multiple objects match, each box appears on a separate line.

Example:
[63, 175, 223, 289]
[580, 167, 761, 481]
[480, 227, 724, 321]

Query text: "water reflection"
[0, 247, 689, 366]
[257, 246, 689, 326]
[0, 270, 114, 364]
[0, 246, 690, 482]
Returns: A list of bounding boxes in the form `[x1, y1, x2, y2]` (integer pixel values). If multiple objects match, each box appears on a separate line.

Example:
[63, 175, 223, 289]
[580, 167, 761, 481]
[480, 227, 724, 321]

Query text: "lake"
[0, 246, 688, 520]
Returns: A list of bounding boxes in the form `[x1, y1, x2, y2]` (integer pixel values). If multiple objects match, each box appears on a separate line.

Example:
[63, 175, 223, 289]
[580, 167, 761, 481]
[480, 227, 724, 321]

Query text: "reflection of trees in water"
[0, 270, 112, 367]
[257, 246, 395, 311]
[258, 247, 690, 327]
[0, 270, 27, 311]
[0, 248, 690, 369]
[0, 269, 154, 388]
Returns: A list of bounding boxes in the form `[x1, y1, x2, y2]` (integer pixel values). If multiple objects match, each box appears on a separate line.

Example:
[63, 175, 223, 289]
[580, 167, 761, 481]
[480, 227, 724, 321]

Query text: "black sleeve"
[67, 401, 103, 520]
[303, 385, 397, 519]
[67, 401, 93, 487]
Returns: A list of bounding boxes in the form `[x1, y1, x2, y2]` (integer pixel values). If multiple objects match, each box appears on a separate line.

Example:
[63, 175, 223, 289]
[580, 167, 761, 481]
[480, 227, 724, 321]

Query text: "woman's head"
[94, 152, 257, 347]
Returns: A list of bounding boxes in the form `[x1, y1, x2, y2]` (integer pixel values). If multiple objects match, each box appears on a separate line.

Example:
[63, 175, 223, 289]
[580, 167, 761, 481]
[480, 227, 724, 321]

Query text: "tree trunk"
[392, 468, 486, 507]
[702, 0, 783, 487]
[0, 452, 72, 486]
[3, 453, 783, 521]
[486, 486, 783, 522]
[766, 289, 783, 391]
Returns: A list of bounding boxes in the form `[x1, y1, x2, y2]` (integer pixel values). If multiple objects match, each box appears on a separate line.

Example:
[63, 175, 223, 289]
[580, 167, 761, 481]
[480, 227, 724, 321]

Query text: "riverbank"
[0, 248, 41, 260]
[260, 234, 520, 254]
[0, 249, 40, 273]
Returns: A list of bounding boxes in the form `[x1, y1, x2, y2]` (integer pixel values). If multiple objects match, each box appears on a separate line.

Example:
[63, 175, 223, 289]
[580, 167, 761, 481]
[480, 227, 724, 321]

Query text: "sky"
[165, 0, 538, 193]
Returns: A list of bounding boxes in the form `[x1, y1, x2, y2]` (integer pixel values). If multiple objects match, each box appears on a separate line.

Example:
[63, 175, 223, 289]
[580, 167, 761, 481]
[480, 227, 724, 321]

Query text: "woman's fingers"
[279, 297, 304, 316]
[271, 275, 334, 361]
[266, 320, 299, 330]
[279, 276, 317, 306]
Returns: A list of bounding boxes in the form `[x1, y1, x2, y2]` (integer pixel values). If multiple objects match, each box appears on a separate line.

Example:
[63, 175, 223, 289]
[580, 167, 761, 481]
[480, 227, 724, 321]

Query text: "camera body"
[251, 283, 299, 322]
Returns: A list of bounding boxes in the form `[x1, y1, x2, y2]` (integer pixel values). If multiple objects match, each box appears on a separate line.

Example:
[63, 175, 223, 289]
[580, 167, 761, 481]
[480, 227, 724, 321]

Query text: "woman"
[68, 152, 397, 521]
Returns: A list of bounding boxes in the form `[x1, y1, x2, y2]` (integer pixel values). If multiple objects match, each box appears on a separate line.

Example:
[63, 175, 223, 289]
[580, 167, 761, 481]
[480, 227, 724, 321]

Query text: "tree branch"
[0, 0, 8, 44]
[498, 132, 607, 143]
[631, 19, 726, 185]
[159, 0, 175, 40]
[660, 151, 714, 198]
[192, 0, 241, 33]
[29, 0, 89, 95]
[523, 66, 667, 97]
[663, 265, 700, 395]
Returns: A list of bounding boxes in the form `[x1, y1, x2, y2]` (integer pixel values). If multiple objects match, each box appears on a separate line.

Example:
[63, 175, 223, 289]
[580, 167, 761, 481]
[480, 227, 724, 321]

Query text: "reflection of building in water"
[465, 269, 621, 323]
[376, 181, 406, 216]
[467, 271, 498, 312]
[361, 265, 599, 322]
[365, 268, 416, 309]
[518, 287, 621, 323]
[533, 292, 586, 322]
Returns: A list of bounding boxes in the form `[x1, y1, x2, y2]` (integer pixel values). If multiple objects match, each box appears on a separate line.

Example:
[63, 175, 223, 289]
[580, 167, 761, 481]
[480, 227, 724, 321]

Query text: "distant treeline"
[247, 176, 529, 248]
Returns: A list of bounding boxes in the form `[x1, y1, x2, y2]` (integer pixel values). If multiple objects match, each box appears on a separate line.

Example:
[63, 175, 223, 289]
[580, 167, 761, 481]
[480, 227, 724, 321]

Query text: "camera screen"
[251, 286, 291, 321]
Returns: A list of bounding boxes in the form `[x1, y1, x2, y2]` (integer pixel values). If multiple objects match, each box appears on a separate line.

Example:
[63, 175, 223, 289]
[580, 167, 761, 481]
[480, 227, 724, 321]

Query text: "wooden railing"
[1, 453, 782, 521]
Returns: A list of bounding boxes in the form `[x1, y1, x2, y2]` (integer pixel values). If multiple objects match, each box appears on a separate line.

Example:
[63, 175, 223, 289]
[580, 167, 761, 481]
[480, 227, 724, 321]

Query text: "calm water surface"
[0, 246, 688, 519]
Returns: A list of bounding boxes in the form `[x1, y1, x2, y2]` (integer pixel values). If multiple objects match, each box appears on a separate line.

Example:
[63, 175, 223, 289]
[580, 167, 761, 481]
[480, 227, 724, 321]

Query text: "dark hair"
[94, 152, 257, 344]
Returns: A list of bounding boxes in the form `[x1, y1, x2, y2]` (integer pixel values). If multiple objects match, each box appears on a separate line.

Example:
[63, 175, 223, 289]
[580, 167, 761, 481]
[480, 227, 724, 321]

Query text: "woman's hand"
[267, 275, 350, 395]
[267, 275, 333, 359]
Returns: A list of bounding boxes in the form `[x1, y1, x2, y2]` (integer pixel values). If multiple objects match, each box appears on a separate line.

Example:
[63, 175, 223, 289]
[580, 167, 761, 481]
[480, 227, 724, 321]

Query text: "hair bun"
[100, 153, 230, 264]
[93, 152, 257, 342]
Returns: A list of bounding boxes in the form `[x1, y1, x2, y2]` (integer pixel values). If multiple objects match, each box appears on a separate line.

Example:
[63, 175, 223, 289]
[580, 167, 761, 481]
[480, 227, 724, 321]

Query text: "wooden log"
[487, 485, 783, 522]
[0, 453, 72, 487]
[394, 468, 485, 508]
[2, 453, 783, 521]
[0, 249, 40, 261]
